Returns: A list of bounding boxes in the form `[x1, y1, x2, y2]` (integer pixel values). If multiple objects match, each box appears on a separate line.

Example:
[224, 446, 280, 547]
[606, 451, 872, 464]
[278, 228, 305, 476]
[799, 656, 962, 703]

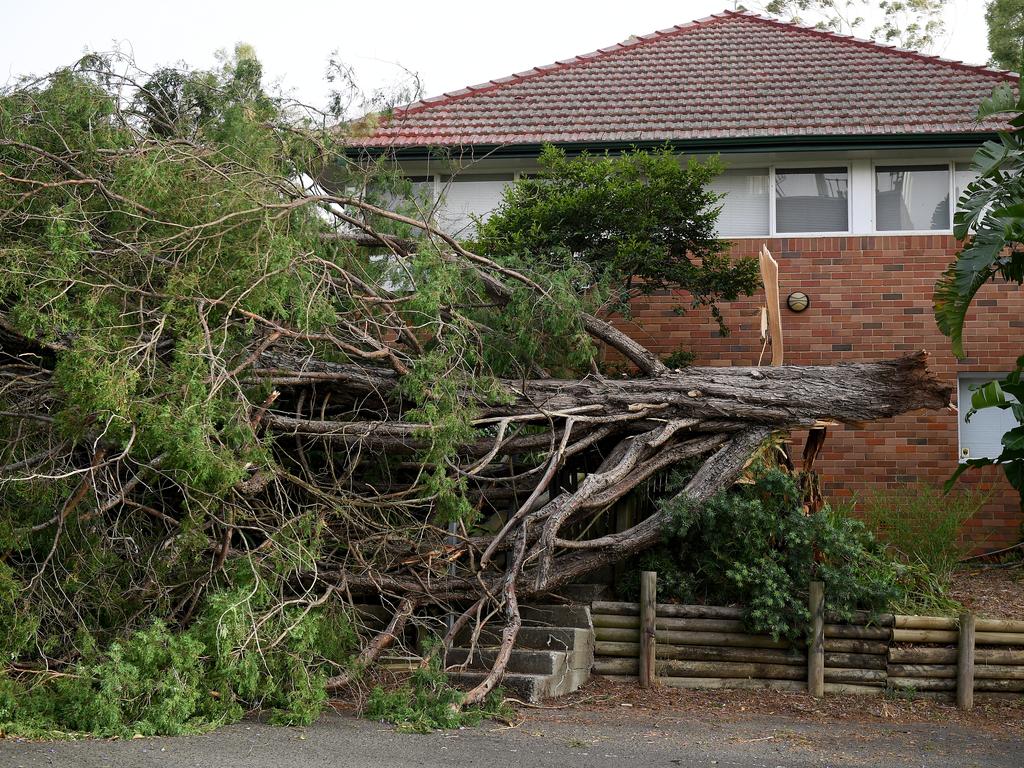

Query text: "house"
[348, 10, 1024, 548]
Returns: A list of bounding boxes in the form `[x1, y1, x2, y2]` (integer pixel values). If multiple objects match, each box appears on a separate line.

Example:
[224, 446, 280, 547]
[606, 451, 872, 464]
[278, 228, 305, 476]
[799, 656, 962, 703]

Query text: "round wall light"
[786, 291, 810, 313]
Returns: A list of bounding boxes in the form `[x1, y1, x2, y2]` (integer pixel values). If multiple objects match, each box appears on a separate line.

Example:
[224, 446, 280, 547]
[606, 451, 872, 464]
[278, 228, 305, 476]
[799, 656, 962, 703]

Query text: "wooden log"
[595, 641, 805, 665]
[976, 618, 1024, 634]
[975, 664, 1024, 680]
[824, 624, 891, 640]
[824, 652, 887, 670]
[595, 657, 807, 682]
[958, 611, 975, 711]
[824, 638, 888, 655]
[593, 614, 747, 633]
[974, 678, 1024, 693]
[892, 629, 958, 644]
[894, 615, 956, 630]
[594, 657, 638, 676]
[889, 646, 1024, 665]
[590, 601, 743, 620]
[893, 628, 1024, 645]
[594, 626, 790, 649]
[887, 647, 957, 664]
[659, 677, 805, 692]
[977, 648, 1024, 664]
[887, 663, 956, 679]
[826, 612, 895, 627]
[594, 673, 637, 683]
[824, 668, 886, 685]
[808, 580, 824, 698]
[659, 659, 805, 681]
[975, 631, 1024, 646]
[888, 677, 956, 692]
[823, 683, 884, 696]
[639, 571, 656, 690]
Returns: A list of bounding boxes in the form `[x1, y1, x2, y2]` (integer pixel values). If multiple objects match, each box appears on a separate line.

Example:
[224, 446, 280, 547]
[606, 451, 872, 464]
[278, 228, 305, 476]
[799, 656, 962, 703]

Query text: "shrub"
[860, 484, 987, 578]
[364, 654, 510, 734]
[622, 466, 905, 641]
[0, 590, 359, 738]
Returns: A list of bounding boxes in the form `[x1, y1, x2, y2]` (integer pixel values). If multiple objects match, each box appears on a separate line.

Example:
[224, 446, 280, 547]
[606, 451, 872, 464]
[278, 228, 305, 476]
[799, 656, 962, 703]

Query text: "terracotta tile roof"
[351, 10, 1016, 149]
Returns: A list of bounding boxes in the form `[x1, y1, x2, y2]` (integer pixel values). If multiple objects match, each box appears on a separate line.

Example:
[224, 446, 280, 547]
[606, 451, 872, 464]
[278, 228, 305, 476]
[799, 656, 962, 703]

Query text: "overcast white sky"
[0, 0, 997, 111]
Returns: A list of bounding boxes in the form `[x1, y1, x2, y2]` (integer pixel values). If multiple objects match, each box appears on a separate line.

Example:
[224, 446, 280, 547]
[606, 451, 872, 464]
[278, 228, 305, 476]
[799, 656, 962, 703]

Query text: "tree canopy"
[0, 49, 952, 736]
[760, 0, 947, 51]
[987, 0, 1024, 71]
[473, 146, 760, 333]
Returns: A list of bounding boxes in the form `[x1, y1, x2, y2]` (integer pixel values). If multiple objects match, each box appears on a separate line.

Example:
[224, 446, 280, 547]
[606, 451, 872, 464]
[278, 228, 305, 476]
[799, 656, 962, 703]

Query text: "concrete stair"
[445, 603, 594, 703]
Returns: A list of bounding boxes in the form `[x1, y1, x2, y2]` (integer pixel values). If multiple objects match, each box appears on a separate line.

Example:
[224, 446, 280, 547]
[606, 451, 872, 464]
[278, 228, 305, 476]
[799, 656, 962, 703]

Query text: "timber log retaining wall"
[590, 595, 1024, 704]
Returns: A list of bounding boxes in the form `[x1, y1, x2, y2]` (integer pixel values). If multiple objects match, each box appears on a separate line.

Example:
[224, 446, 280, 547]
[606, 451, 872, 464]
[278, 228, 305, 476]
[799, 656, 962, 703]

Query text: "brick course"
[616, 235, 1023, 549]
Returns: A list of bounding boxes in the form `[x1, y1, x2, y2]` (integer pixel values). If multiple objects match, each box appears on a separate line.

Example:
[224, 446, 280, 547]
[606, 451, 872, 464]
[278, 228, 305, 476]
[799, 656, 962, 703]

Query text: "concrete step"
[445, 647, 566, 676]
[555, 583, 614, 603]
[520, 604, 592, 630]
[446, 670, 555, 703]
[454, 624, 592, 654]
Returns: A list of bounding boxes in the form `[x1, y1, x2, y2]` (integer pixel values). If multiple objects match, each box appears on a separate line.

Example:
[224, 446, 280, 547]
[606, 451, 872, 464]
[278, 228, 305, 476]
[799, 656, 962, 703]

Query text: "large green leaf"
[970, 379, 1007, 410]
[977, 82, 1021, 120]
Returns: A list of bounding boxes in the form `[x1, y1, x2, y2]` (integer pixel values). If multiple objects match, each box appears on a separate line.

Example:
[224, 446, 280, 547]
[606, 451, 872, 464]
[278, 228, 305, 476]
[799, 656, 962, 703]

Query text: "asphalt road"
[1, 708, 1019, 768]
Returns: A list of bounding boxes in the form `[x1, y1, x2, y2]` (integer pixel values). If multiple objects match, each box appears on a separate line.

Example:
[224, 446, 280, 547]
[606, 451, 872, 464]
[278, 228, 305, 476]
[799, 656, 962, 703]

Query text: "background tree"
[986, 0, 1024, 71]
[934, 80, 1024, 500]
[472, 147, 760, 342]
[760, 0, 947, 51]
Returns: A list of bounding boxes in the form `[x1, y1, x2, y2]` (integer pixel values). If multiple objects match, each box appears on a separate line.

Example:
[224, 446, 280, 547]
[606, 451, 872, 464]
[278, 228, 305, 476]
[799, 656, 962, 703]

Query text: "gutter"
[345, 133, 997, 162]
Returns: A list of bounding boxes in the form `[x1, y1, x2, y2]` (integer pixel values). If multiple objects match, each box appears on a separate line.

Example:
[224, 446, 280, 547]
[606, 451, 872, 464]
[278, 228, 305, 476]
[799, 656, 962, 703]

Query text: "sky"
[0, 0, 997, 112]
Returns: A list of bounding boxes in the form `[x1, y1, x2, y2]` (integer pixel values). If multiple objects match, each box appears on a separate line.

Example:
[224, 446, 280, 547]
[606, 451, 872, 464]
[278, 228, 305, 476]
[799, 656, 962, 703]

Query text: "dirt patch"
[554, 676, 1024, 734]
[950, 567, 1024, 619]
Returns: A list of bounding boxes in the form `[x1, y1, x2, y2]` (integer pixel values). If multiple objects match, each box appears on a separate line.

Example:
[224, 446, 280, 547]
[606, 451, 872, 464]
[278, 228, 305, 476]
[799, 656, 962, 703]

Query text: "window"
[958, 374, 1019, 461]
[954, 162, 978, 204]
[774, 167, 849, 233]
[709, 169, 770, 237]
[436, 175, 512, 236]
[875, 164, 950, 231]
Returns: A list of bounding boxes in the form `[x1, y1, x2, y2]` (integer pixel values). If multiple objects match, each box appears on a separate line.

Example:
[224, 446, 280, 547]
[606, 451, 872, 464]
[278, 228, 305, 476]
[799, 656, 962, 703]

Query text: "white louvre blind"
[876, 164, 950, 231]
[436, 176, 512, 236]
[775, 167, 849, 233]
[958, 374, 1018, 460]
[709, 169, 770, 236]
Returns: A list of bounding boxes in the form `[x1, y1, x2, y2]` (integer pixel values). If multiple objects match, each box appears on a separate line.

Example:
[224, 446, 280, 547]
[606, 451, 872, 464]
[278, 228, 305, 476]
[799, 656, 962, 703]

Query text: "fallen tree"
[0, 51, 952, 720]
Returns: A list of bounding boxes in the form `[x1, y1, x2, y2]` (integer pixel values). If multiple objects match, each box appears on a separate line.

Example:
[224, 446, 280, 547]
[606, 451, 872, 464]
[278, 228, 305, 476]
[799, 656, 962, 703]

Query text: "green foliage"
[861, 484, 987, 578]
[762, 0, 946, 51]
[624, 467, 904, 641]
[986, 0, 1024, 71]
[473, 146, 760, 333]
[364, 654, 510, 734]
[934, 82, 1024, 501]
[0, 590, 358, 738]
[0, 564, 37, 663]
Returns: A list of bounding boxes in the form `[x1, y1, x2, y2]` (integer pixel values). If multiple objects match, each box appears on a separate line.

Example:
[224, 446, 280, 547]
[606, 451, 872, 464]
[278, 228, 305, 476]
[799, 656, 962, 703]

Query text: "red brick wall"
[617, 235, 1023, 550]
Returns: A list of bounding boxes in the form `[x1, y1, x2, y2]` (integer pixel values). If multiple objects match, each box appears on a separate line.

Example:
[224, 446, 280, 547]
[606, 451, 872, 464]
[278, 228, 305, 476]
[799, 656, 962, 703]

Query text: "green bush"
[860, 484, 987, 578]
[0, 589, 358, 738]
[364, 654, 510, 734]
[622, 466, 905, 641]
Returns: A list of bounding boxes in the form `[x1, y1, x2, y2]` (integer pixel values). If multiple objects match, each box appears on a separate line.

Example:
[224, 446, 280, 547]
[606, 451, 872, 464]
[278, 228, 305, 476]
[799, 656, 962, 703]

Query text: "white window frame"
[871, 159, 957, 236]
[713, 162, 853, 239]
[771, 162, 853, 237]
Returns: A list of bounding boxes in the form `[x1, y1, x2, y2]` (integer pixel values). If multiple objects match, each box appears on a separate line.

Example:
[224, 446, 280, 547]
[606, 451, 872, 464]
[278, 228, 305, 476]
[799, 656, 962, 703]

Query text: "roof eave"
[346, 132, 999, 162]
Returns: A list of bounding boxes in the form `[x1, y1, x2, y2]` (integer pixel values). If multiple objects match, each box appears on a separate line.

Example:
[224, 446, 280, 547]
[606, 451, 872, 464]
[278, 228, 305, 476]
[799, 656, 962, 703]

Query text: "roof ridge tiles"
[390, 9, 1013, 121]
[352, 8, 1018, 149]
[393, 12, 734, 117]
